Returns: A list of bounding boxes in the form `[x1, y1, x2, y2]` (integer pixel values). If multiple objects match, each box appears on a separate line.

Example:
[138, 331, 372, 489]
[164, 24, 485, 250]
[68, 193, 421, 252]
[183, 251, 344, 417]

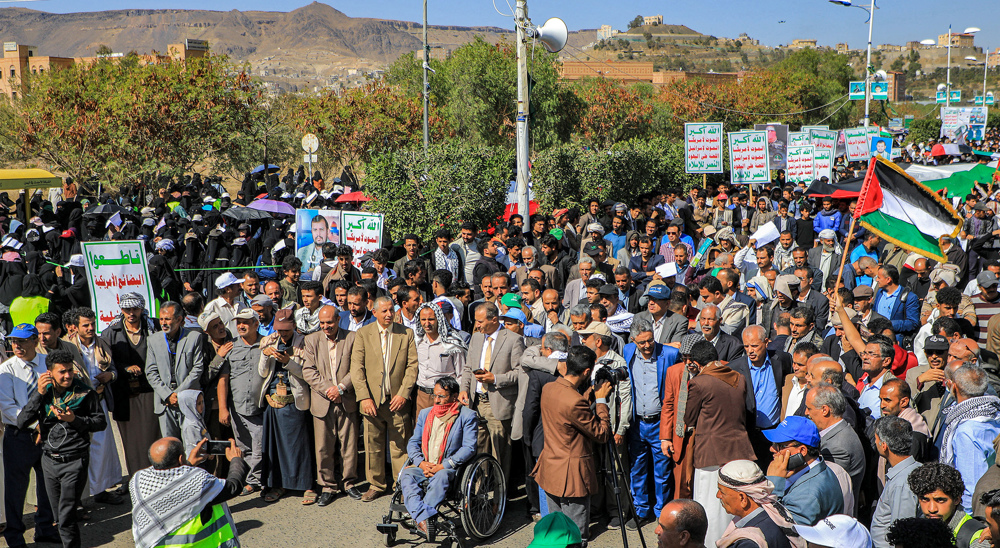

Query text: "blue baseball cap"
[500, 308, 527, 325]
[10, 323, 38, 339]
[647, 284, 671, 300]
[763, 416, 820, 447]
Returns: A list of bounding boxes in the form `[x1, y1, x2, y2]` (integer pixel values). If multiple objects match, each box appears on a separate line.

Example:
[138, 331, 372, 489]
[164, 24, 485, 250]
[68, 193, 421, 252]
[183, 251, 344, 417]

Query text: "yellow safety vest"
[156, 504, 239, 548]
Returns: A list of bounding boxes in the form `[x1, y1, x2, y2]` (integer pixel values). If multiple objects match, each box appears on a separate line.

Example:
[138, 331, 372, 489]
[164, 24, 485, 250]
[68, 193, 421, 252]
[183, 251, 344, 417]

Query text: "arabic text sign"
[82, 241, 156, 334]
[684, 123, 724, 173]
[727, 131, 770, 184]
[844, 127, 870, 162]
[788, 132, 810, 147]
[785, 145, 815, 184]
[813, 148, 833, 182]
[940, 106, 989, 142]
[295, 209, 342, 274]
[342, 212, 384, 268]
[809, 129, 838, 152]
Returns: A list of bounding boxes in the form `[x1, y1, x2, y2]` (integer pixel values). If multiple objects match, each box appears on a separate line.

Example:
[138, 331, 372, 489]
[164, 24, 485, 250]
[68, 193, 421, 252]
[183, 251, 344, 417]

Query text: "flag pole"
[834, 216, 857, 291]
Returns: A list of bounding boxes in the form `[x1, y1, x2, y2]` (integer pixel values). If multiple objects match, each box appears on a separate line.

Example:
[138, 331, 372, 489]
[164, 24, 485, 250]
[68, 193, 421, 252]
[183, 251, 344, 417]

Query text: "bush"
[907, 118, 942, 145]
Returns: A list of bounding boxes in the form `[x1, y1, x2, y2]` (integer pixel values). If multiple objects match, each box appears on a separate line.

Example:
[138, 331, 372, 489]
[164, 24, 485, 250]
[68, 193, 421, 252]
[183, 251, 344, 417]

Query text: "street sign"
[849, 81, 866, 100]
[303, 154, 318, 163]
[301, 133, 319, 153]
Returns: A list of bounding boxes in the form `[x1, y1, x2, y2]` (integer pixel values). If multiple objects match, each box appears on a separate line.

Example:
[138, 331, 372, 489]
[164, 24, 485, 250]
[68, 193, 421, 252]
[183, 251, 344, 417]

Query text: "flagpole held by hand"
[834, 216, 857, 291]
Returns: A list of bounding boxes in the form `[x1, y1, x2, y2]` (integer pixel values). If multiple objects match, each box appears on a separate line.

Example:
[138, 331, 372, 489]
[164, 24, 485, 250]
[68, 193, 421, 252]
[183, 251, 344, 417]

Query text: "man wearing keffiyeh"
[716, 460, 805, 548]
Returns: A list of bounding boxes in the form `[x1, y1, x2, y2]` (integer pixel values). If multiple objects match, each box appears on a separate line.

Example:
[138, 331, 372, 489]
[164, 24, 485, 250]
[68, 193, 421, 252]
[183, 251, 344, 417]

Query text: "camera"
[594, 364, 629, 388]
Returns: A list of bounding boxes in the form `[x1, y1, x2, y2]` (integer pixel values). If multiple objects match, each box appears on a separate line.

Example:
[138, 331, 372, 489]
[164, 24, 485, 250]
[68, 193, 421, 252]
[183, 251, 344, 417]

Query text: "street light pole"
[514, 0, 530, 233]
[863, 0, 875, 128]
[422, 0, 429, 155]
[984, 49, 990, 105]
[947, 25, 953, 106]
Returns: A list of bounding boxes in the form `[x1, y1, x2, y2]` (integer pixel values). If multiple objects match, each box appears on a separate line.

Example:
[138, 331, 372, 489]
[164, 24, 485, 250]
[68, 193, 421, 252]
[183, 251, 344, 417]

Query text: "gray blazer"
[460, 327, 525, 421]
[633, 309, 688, 345]
[145, 328, 205, 415]
[820, 419, 867, 497]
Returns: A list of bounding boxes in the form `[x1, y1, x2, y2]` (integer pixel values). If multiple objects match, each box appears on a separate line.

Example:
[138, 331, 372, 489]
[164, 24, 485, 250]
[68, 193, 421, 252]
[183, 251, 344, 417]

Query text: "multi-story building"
[642, 15, 663, 26]
[939, 33, 975, 48]
[885, 71, 906, 102]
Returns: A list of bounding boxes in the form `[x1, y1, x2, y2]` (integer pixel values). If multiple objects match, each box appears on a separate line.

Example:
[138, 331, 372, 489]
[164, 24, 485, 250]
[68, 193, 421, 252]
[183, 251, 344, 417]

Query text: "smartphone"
[786, 453, 806, 470]
[205, 440, 230, 456]
[473, 369, 487, 375]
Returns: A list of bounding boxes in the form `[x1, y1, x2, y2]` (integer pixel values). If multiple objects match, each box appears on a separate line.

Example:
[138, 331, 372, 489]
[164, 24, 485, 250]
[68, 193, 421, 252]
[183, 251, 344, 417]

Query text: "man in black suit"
[771, 200, 797, 241]
[794, 266, 830, 332]
[807, 230, 843, 290]
[614, 267, 643, 315]
[730, 194, 754, 236]
[696, 304, 745, 363]
[727, 325, 792, 466]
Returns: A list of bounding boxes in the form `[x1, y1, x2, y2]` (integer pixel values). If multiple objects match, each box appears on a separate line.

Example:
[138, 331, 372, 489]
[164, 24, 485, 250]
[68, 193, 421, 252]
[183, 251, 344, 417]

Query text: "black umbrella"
[222, 206, 273, 222]
[83, 202, 129, 217]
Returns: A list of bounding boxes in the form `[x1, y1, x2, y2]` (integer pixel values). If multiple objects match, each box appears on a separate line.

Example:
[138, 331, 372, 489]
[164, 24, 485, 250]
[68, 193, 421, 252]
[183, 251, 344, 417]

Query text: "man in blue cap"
[633, 283, 688, 345]
[763, 415, 844, 525]
[0, 323, 60, 545]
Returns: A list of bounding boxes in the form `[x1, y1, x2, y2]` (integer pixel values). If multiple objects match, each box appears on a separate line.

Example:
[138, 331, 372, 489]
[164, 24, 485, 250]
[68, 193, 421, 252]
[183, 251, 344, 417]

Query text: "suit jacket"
[339, 309, 375, 332]
[531, 377, 611, 498]
[515, 264, 560, 294]
[629, 254, 665, 285]
[711, 331, 746, 363]
[407, 406, 478, 470]
[563, 279, 585, 310]
[350, 322, 418, 408]
[633, 309, 688, 345]
[726, 351, 793, 425]
[301, 329, 358, 417]
[622, 342, 680, 422]
[820, 419, 867, 497]
[872, 285, 920, 336]
[659, 363, 691, 464]
[769, 459, 845, 526]
[806, 246, 843, 288]
[733, 291, 757, 332]
[772, 214, 798, 241]
[145, 328, 205, 415]
[257, 332, 311, 411]
[522, 367, 559, 459]
[460, 327, 525, 421]
[799, 289, 831, 332]
[684, 363, 755, 468]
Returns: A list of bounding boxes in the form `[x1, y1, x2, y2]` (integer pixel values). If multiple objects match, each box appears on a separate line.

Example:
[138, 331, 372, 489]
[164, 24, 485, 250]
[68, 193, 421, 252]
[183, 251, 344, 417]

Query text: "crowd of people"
[5, 155, 1000, 548]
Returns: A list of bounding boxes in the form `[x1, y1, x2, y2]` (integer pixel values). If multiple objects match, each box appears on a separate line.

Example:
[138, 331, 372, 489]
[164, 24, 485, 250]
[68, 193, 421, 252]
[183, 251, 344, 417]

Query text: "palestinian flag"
[854, 157, 963, 262]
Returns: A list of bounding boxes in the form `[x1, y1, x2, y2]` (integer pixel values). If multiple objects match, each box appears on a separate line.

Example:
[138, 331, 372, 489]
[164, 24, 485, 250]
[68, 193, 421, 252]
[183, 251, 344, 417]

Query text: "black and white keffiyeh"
[940, 394, 1000, 465]
[129, 465, 225, 548]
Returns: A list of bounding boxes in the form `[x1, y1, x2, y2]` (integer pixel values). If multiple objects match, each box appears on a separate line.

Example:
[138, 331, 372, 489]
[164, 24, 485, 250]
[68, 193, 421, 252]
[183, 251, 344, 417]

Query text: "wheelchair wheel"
[382, 490, 404, 546]
[458, 454, 506, 540]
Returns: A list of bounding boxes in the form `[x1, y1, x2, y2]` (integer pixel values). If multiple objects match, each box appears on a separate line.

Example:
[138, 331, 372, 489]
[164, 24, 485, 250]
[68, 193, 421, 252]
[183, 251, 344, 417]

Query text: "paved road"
[5, 486, 659, 547]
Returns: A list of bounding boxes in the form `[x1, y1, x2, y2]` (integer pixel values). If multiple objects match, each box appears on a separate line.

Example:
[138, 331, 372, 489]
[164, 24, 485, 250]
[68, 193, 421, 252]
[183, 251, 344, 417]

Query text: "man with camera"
[16, 349, 107, 548]
[621, 319, 679, 530]
[532, 346, 613, 542]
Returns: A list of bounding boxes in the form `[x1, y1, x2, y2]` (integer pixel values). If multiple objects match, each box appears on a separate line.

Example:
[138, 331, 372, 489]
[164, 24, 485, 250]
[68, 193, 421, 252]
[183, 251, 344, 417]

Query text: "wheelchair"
[376, 453, 507, 547]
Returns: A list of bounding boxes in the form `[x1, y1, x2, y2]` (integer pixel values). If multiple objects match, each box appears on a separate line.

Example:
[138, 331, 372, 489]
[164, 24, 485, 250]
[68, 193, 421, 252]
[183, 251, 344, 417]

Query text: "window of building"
[9, 67, 13, 78]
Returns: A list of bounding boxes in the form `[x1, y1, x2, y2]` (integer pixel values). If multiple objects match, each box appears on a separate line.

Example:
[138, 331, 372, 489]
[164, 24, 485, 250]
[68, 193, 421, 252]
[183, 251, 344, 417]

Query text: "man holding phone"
[764, 415, 844, 526]
[16, 349, 107, 548]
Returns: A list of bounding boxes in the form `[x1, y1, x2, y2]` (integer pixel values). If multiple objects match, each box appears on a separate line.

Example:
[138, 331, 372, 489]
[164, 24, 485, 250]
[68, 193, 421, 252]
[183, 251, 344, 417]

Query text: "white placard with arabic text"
[342, 212, 384, 267]
[82, 241, 157, 334]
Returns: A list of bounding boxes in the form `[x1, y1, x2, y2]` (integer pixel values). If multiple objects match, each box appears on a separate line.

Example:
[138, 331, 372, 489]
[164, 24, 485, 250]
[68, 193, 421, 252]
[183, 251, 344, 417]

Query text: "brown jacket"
[350, 322, 419, 408]
[531, 377, 611, 498]
[684, 363, 755, 469]
[659, 362, 691, 464]
[301, 329, 357, 416]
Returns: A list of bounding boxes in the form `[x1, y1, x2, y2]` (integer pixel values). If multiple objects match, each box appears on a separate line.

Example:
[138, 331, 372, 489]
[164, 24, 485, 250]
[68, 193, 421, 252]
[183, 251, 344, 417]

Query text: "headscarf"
[129, 464, 227, 548]
[746, 275, 774, 303]
[940, 394, 1000, 465]
[178, 390, 208, 453]
[717, 460, 806, 548]
[413, 302, 467, 353]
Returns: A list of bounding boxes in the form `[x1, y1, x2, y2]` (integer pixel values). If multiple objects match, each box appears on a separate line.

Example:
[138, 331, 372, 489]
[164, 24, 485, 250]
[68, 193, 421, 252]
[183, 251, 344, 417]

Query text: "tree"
[907, 118, 942, 145]
[95, 44, 113, 57]
[363, 143, 513, 242]
[573, 78, 653, 150]
[628, 15, 644, 29]
[890, 57, 905, 72]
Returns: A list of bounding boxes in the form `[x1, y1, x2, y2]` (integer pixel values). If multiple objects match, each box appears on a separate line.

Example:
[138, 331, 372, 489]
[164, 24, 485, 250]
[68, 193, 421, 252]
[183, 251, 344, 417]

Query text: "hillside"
[0, 3, 593, 92]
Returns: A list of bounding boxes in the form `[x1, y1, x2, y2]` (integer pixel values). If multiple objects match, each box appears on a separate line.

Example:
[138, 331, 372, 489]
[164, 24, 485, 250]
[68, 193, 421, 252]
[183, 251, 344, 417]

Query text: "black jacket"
[101, 318, 155, 421]
[17, 383, 106, 457]
[522, 368, 558, 461]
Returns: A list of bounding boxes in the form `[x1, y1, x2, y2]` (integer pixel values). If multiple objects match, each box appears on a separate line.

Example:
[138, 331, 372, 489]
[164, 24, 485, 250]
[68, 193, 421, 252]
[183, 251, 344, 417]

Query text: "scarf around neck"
[44, 377, 92, 418]
[129, 465, 226, 548]
[422, 402, 461, 465]
[940, 394, 1000, 465]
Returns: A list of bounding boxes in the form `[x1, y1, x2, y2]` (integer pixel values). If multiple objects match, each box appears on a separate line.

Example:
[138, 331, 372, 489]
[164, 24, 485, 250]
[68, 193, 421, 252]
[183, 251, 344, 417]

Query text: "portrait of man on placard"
[296, 209, 341, 273]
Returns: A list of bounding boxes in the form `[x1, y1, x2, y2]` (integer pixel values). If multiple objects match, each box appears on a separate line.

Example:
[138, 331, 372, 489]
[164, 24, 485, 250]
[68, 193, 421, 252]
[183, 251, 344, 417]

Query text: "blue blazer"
[872, 285, 920, 336]
[768, 459, 844, 526]
[407, 406, 478, 470]
[629, 254, 666, 284]
[338, 309, 374, 332]
[622, 342, 680, 421]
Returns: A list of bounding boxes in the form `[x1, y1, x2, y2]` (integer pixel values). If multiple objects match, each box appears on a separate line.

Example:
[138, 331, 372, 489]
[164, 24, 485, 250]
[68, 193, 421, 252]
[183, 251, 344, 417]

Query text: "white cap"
[793, 515, 872, 548]
[215, 272, 247, 290]
[818, 229, 837, 240]
[64, 254, 85, 268]
[203, 196, 215, 203]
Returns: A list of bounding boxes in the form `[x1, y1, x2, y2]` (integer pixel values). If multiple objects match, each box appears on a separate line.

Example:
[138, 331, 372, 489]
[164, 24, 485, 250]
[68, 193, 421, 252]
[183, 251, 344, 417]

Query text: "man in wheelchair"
[400, 376, 478, 537]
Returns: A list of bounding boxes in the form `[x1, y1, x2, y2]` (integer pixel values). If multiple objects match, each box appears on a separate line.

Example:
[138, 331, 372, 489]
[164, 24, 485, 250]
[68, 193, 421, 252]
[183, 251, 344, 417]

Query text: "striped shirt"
[971, 293, 1000, 346]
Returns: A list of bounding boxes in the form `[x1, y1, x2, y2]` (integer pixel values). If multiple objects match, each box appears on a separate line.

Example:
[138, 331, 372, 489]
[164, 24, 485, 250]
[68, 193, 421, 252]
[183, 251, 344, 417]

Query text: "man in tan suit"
[458, 302, 525, 473]
[350, 296, 419, 502]
[532, 345, 613, 538]
[302, 305, 361, 506]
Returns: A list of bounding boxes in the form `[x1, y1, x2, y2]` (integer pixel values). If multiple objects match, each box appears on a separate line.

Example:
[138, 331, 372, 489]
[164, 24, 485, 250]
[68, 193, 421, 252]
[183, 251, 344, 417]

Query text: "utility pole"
[946, 25, 953, 106]
[422, 0, 430, 155]
[514, 0, 530, 234]
[863, 0, 875, 128]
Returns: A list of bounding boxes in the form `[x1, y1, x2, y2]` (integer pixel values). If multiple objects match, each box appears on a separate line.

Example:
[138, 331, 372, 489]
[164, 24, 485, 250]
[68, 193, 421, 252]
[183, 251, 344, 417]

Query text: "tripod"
[601, 437, 648, 548]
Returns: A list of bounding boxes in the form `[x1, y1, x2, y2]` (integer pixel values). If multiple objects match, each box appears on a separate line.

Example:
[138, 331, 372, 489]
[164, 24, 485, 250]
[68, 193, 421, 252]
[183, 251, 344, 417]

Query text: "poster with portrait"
[940, 106, 988, 143]
[295, 209, 342, 274]
[754, 123, 789, 170]
[81, 240, 157, 334]
[870, 136, 894, 160]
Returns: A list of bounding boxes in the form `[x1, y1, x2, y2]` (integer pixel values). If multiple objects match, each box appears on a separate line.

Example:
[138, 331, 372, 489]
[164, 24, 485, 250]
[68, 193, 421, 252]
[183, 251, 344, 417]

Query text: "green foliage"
[531, 138, 709, 214]
[906, 118, 942, 145]
[362, 143, 514, 242]
[628, 15, 644, 29]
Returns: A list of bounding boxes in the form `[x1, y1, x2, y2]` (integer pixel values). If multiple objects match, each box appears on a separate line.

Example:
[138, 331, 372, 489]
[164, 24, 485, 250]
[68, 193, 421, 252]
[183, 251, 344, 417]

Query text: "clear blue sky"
[7, 0, 998, 51]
